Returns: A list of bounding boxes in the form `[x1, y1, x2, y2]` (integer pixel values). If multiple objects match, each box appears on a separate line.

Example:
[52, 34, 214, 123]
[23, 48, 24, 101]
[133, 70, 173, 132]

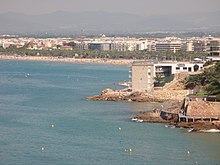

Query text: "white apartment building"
[154, 62, 204, 77]
[155, 41, 181, 53]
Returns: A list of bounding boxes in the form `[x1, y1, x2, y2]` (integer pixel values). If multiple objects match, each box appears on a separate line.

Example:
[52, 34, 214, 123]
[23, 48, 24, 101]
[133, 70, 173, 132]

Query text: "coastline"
[3, 54, 219, 132]
[88, 89, 220, 132]
[0, 55, 134, 65]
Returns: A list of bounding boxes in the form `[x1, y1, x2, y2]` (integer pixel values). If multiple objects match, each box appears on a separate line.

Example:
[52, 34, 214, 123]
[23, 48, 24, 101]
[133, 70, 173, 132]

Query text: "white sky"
[0, 0, 220, 16]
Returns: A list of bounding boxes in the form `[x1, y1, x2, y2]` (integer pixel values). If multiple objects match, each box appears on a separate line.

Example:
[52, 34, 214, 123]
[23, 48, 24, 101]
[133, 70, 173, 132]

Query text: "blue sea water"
[0, 60, 219, 165]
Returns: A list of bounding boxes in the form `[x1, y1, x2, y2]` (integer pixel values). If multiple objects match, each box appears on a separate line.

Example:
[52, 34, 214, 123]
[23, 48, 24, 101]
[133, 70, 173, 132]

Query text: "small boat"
[131, 118, 138, 121]
[165, 124, 175, 128]
[136, 119, 143, 123]
[131, 118, 143, 123]
[188, 128, 197, 132]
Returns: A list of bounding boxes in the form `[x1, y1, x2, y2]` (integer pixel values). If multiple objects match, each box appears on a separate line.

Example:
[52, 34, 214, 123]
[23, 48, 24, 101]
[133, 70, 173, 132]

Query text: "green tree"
[185, 62, 220, 96]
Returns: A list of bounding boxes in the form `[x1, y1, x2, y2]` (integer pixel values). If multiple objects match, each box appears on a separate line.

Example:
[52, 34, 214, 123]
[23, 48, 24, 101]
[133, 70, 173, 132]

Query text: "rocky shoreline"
[87, 88, 189, 102]
[132, 110, 220, 131]
[88, 88, 220, 132]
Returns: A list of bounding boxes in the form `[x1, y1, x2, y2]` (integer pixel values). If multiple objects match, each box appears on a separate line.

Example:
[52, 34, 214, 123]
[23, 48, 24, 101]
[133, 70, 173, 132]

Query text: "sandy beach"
[0, 55, 134, 65]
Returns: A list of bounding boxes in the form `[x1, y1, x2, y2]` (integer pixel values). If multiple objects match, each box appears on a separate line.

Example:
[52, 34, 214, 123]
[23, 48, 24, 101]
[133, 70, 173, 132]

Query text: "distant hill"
[0, 11, 220, 35]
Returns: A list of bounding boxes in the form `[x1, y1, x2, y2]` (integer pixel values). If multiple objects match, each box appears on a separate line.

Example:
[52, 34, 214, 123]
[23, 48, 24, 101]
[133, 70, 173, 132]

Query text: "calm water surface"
[0, 60, 219, 165]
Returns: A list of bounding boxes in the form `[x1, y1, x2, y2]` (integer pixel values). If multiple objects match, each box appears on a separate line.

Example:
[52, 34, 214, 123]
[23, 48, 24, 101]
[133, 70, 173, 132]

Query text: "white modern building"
[131, 61, 204, 92]
[154, 62, 204, 77]
[155, 41, 181, 53]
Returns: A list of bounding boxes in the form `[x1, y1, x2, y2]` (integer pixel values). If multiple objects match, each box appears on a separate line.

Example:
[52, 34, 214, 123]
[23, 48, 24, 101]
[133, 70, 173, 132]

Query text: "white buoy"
[41, 147, 45, 151]
[118, 127, 122, 131]
[125, 148, 133, 153]
[25, 73, 30, 78]
[187, 150, 190, 154]
[51, 124, 55, 128]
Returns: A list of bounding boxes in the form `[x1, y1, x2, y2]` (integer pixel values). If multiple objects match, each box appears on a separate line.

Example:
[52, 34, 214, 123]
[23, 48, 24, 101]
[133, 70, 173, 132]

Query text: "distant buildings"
[155, 41, 181, 53]
[209, 39, 220, 56]
[73, 36, 219, 53]
[206, 39, 220, 62]
[0, 36, 220, 55]
[181, 41, 194, 52]
[88, 43, 111, 51]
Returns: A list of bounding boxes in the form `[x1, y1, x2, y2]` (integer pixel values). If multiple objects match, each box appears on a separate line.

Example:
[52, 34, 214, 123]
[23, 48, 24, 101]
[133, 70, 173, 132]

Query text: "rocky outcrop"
[87, 88, 190, 102]
[134, 111, 169, 123]
[174, 121, 220, 130]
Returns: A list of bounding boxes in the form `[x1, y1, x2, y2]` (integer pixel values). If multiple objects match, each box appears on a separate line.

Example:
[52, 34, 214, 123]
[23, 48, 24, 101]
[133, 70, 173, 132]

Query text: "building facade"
[131, 61, 204, 92]
[155, 41, 181, 53]
[209, 40, 220, 56]
[131, 62, 154, 92]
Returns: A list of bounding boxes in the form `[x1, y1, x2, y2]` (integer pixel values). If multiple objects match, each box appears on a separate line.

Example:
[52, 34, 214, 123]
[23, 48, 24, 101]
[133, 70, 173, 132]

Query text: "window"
[176, 67, 180, 70]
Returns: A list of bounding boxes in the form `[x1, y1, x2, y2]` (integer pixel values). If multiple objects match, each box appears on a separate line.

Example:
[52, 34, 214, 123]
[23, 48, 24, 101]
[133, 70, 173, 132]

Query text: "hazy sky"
[1, 0, 220, 16]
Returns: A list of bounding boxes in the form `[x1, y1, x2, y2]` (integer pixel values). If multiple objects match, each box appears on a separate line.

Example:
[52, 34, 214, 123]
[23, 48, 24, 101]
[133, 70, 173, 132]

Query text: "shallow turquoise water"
[0, 60, 219, 165]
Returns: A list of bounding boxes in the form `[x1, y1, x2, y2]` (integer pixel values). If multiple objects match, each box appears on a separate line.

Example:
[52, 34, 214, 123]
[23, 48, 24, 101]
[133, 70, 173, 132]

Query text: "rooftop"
[186, 100, 220, 118]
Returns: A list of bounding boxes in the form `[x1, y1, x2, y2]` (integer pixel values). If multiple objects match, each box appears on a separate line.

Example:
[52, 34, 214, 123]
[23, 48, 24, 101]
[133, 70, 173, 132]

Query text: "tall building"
[193, 40, 208, 52]
[209, 40, 220, 56]
[155, 41, 181, 53]
[181, 41, 194, 52]
[131, 62, 154, 92]
[88, 43, 110, 51]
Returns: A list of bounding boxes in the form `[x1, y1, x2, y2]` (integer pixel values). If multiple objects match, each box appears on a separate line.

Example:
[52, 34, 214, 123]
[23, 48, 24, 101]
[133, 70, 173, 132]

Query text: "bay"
[0, 60, 219, 165]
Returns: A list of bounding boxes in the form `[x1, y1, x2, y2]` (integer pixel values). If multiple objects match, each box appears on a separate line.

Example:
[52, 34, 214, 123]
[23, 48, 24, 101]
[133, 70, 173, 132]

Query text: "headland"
[88, 62, 220, 132]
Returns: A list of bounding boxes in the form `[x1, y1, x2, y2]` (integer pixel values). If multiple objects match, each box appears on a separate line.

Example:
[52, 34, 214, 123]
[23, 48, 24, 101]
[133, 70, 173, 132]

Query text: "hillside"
[0, 11, 220, 34]
[185, 62, 220, 99]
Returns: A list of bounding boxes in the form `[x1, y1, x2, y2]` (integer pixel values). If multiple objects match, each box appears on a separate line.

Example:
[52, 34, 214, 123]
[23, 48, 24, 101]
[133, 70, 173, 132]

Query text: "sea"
[0, 60, 219, 165]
